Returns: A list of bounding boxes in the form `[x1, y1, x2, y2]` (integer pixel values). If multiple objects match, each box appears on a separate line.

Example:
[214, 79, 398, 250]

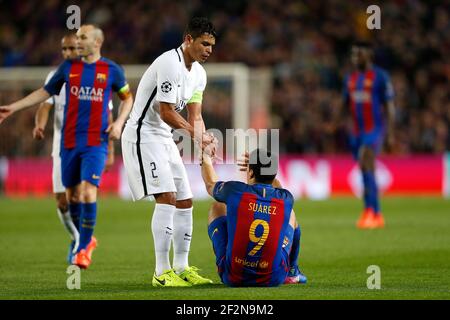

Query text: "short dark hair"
[248, 149, 278, 184]
[184, 17, 217, 40]
[62, 33, 77, 40]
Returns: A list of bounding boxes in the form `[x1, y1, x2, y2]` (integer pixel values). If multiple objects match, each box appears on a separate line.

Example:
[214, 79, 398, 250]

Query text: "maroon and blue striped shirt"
[44, 57, 129, 149]
[213, 181, 294, 286]
[343, 65, 394, 135]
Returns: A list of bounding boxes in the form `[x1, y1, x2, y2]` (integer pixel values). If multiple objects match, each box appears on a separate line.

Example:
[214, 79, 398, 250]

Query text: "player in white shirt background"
[121, 17, 217, 287]
[32, 34, 115, 264]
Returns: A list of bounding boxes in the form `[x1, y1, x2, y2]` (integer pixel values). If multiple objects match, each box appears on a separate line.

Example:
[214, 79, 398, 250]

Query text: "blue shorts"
[208, 215, 292, 287]
[349, 129, 384, 160]
[208, 216, 228, 273]
[60, 144, 107, 188]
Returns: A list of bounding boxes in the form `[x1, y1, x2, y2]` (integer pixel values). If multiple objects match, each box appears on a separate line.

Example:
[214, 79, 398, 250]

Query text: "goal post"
[204, 63, 249, 131]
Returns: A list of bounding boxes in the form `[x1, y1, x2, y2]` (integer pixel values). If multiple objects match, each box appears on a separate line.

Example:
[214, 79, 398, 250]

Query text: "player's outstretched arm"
[187, 102, 220, 158]
[237, 151, 249, 172]
[32, 102, 53, 140]
[107, 94, 133, 140]
[160, 102, 196, 136]
[187, 102, 206, 134]
[0, 88, 50, 124]
[160, 102, 214, 150]
[201, 153, 219, 196]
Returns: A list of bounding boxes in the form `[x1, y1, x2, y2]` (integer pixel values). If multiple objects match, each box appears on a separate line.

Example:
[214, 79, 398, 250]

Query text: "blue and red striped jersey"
[213, 181, 294, 286]
[44, 57, 128, 149]
[343, 65, 394, 135]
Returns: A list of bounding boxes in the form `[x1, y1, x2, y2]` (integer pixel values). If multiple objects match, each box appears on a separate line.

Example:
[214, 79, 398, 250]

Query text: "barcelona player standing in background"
[343, 41, 396, 229]
[0, 24, 134, 268]
[32, 33, 117, 264]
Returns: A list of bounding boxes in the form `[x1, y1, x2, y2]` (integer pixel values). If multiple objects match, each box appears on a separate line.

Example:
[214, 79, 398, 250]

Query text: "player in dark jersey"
[0, 25, 133, 268]
[343, 41, 395, 229]
[200, 148, 307, 287]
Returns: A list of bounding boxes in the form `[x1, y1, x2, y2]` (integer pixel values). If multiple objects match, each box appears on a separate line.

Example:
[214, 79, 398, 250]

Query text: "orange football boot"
[72, 237, 97, 269]
[73, 249, 91, 269]
[372, 213, 385, 229]
[356, 208, 376, 229]
[86, 236, 98, 260]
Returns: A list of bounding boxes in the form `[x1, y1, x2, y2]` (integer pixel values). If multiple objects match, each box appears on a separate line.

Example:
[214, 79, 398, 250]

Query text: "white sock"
[152, 203, 175, 276]
[172, 207, 193, 273]
[56, 208, 79, 250]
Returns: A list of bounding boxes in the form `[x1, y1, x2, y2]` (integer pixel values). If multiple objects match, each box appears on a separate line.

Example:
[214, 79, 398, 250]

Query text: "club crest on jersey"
[161, 81, 172, 93]
[364, 79, 373, 87]
[96, 73, 106, 83]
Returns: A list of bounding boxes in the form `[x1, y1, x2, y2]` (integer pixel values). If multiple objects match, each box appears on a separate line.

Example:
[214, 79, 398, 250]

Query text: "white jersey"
[122, 47, 207, 143]
[44, 70, 114, 157]
[44, 70, 65, 157]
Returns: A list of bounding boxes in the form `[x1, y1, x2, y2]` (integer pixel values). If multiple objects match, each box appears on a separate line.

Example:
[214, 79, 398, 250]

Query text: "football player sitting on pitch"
[200, 148, 307, 287]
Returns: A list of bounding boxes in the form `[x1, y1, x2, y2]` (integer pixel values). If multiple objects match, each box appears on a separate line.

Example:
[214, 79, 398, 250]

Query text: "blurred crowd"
[0, 0, 449, 156]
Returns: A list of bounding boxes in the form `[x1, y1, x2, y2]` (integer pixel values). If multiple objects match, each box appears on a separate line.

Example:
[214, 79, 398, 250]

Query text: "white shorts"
[121, 139, 193, 201]
[52, 155, 66, 194]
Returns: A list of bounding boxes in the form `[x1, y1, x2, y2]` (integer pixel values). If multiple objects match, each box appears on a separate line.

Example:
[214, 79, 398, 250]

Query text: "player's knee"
[154, 192, 177, 206]
[66, 185, 81, 204]
[68, 192, 81, 204]
[176, 198, 193, 209]
[208, 202, 226, 224]
[360, 149, 375, 171]
[361, 159, 374, 171]
[80, 182, 97, 203]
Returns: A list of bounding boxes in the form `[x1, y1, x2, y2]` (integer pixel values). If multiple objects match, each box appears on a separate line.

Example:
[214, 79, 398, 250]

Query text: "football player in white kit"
[122, 17, 217, 287]
[32, 34, 115, 264]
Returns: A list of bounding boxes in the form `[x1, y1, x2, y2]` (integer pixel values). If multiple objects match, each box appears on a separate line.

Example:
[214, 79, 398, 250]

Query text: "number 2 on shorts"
[150, 162, 157, 178]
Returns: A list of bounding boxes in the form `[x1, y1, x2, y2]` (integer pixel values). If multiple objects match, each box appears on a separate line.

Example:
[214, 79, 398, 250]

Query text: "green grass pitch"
[1, 196, 449, 300]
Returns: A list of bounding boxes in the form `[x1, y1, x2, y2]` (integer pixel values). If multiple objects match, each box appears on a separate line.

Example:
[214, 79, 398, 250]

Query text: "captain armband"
[117, 83, 132, 100]
[188, 90, 203, 104]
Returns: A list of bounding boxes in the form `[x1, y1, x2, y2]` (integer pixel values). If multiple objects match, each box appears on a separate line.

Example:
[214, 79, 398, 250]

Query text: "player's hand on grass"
[106, 121, 123, 140]
[32, 126, 45, 140]
[237, 151, 249, 171]
[0, 105, 14, 124]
